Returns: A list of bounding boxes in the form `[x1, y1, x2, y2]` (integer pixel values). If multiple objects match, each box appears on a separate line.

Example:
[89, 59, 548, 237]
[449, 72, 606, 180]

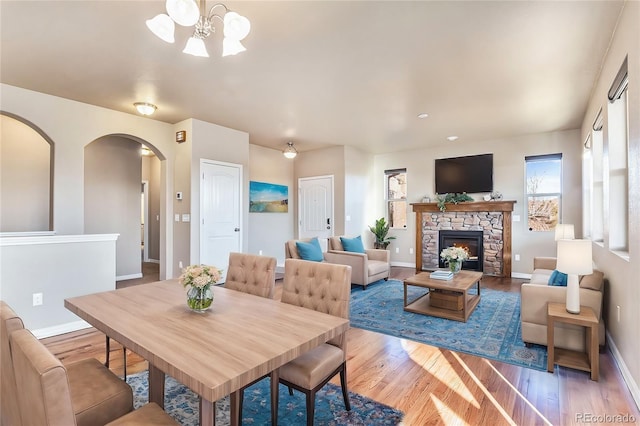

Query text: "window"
[526, 154, 562, 231]
[591, 111, 604, 242]
[607, 57, 628, 252]
[582, 135, 592, 238]
[384, 168, 407, 229]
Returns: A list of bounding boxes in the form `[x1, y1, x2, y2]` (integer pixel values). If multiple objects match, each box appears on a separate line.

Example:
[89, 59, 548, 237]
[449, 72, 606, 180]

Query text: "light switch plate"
[174, 214, 180, 222]
[182, 214, 190, 222]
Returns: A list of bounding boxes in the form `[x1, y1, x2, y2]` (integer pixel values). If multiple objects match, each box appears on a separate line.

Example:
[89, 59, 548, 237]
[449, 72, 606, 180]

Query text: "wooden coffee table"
[403, 270, 483, 322]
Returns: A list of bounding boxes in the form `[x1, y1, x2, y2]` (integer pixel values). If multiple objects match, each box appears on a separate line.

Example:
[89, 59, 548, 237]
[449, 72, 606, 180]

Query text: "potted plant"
[369, 217, 396, 249]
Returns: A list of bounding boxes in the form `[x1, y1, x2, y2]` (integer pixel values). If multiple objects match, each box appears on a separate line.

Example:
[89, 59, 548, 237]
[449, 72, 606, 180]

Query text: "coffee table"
[403, 270, 483, 322]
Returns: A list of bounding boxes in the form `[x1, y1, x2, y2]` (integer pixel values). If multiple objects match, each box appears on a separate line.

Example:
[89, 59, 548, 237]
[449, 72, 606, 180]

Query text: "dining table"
[65, 279, 350, 426]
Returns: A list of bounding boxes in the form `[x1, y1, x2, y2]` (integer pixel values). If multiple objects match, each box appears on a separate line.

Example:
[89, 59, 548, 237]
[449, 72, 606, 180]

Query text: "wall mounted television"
[435, 153, 493, 194]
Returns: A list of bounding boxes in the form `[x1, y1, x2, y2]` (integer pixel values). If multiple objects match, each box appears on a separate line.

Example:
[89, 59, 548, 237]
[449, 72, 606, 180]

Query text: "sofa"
[521, 257, 605, 351]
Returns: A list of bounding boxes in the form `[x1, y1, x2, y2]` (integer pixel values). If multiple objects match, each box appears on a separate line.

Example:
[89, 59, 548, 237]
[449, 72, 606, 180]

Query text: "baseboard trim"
[32, 320, 92, 339]
[391, 261, 416, 268]
[606, 332, 640, 411]
[116, 273, 143, 281]
[511, 272, 531, 279]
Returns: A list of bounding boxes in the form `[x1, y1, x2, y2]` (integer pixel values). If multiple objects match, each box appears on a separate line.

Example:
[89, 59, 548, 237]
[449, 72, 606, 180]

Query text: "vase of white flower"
[179, 265, 222, 313]
[440, 246, 470, 275]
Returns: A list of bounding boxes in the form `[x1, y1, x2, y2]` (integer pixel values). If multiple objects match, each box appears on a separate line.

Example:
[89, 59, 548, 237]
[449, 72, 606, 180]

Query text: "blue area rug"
[127, 371, 404, 425]
[350, 279, 547, 371]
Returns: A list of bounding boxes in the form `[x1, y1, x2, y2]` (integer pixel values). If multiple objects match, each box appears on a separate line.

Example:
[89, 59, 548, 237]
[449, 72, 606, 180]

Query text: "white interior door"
[298, 175, 334, 251]
[200, 160, 242, 281]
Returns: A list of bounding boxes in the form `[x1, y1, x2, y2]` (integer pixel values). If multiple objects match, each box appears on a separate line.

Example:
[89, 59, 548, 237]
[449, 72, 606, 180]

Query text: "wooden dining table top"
[65, 279, 350, 403]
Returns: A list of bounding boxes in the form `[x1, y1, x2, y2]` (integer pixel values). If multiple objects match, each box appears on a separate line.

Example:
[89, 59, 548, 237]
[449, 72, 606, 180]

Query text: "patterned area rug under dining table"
[127, 371, 404, 425]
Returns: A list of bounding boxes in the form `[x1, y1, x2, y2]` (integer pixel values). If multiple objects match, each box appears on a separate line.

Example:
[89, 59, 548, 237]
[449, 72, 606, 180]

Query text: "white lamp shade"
[554, 223, 575, 241]
[146, 14, 175, 43]
[223, 12, 251, 41]
[183, 37, 209, 57]
[222, 38, 246, 56]
[166, 0, 200, 27]
[556, 239, 593, 275]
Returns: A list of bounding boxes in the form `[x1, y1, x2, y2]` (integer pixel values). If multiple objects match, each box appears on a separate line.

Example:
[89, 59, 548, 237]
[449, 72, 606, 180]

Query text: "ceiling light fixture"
[134, 102, 157, 116]
[417, 113, 429, 119]
[446, 136, 459, 141]
[283, 142, 298, 159]
[146, 0, 250, 58]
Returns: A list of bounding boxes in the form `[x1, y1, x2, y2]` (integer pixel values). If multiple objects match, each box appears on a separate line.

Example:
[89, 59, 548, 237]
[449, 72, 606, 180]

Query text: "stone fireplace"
[411, 201, 516, 277]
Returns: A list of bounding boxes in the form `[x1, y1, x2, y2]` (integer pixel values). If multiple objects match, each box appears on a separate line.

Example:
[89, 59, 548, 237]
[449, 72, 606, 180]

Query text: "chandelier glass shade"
[283, 142, 298, 159]
[146, 0, 250, 58]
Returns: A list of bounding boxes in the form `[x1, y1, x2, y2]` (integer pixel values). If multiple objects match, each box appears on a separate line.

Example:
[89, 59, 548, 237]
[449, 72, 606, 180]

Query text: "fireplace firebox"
[438, 230, 484, 272]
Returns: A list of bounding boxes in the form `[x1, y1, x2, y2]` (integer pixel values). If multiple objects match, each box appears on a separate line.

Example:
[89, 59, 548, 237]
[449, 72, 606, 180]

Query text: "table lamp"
[554, 223, 575, 241]
[556, 239, 593, 314]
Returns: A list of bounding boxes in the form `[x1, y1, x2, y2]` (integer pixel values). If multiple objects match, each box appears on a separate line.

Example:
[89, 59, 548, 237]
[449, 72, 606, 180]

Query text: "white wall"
[248, 144, 295, 267]
[0, 234, 118, 337]
[580, 1, 640, 407]
[373, 129, 583, 271]
[0, 84, 176, 279]
[344, 146, 375, 243]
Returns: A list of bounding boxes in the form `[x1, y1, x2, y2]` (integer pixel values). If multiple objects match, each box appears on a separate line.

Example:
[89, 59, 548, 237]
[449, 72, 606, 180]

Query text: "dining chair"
[278, 258, 352, 426]
[224, 252, 279, 424]
[224, 251, 277, 299]
[1, 300, 25, 426]
[10, 328, 179, 426]
[0, 301, 133, 426]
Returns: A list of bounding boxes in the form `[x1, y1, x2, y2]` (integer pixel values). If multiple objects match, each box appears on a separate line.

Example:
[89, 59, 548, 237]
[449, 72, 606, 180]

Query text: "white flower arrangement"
[440, 246, 470, 263]
[179, 265, 222, 289]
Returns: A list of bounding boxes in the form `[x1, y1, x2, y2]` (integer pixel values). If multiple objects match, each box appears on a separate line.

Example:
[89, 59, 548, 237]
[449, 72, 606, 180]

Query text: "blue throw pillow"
[340, 236, 365, 253]
[548, 270, 568, 286]
[296, 238, 324, 262]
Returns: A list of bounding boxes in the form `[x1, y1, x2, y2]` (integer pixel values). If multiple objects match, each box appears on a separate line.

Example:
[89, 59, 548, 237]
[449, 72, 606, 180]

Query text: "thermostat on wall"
[176, 192, 183, 200]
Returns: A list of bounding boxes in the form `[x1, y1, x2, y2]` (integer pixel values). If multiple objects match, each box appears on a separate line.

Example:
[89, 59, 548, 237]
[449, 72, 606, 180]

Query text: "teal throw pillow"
[548, 270, 568, 286]
[296, 238, 324, 262]
[340, 235, 365, 253]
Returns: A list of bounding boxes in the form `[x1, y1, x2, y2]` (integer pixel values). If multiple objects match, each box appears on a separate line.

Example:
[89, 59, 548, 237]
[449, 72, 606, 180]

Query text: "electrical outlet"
[395, 247, 399, 253]
[515, 254, 520, 261]
[179, 261, 183, 269]
[33, 293, 43, 306]
[409, 248, 414, 254]
[259, 250, 263, 255]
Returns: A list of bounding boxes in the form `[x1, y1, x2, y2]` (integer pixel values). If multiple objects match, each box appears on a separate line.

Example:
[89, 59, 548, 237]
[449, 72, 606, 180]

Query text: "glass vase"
[448, 260, 462, 274]
[186, 285, 213, 313]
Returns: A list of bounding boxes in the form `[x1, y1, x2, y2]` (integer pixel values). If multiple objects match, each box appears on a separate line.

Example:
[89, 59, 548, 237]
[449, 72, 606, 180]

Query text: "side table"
[547, 302, 599, 381]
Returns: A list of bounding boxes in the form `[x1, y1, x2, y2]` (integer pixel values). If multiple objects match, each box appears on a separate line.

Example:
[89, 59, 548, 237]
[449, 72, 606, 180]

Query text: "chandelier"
[146, 0, 251, 58]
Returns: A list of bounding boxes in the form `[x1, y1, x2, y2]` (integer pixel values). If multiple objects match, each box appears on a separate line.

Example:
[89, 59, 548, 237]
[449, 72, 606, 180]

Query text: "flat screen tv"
[435, 153, 493, 194]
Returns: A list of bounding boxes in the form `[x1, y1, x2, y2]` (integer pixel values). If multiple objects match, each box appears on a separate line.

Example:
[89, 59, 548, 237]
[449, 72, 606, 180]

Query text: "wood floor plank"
[41, 266, 640, 425]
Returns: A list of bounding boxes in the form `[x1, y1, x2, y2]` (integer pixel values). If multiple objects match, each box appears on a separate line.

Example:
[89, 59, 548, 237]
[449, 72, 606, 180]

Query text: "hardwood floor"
[42, 267, 639, 425]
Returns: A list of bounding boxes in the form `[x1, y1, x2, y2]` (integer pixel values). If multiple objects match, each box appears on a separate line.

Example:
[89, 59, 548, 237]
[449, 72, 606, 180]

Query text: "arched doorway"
[84, 134, 165, 282]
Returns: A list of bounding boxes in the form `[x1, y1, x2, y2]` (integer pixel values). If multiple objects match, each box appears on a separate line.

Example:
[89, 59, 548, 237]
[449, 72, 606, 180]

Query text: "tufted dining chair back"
[225, 252, 277, 299]
[1, 301, 25, 426]
[281, 258, 351, 349]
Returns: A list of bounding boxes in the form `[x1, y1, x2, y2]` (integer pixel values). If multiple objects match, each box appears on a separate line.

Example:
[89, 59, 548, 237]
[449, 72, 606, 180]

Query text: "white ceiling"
[0, 1, 625, 155]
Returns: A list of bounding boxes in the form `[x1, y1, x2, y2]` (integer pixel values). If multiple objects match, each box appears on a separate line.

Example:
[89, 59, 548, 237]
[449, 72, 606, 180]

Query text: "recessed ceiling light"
[446, 136, 459, 141]
[417, 113, 429, 119]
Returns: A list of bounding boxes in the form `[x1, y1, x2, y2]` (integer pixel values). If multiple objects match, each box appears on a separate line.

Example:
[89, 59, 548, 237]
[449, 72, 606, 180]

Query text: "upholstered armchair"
[284, 238, 323, 260]
[325, 236, 390, 290]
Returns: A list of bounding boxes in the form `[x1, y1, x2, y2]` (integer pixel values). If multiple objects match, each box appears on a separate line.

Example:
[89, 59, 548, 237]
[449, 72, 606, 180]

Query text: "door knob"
[234, 228, 240, 232]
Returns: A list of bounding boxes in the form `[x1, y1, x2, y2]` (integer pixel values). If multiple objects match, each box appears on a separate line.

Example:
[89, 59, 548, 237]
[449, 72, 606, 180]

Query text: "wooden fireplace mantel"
[411, 201, 516, 277]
